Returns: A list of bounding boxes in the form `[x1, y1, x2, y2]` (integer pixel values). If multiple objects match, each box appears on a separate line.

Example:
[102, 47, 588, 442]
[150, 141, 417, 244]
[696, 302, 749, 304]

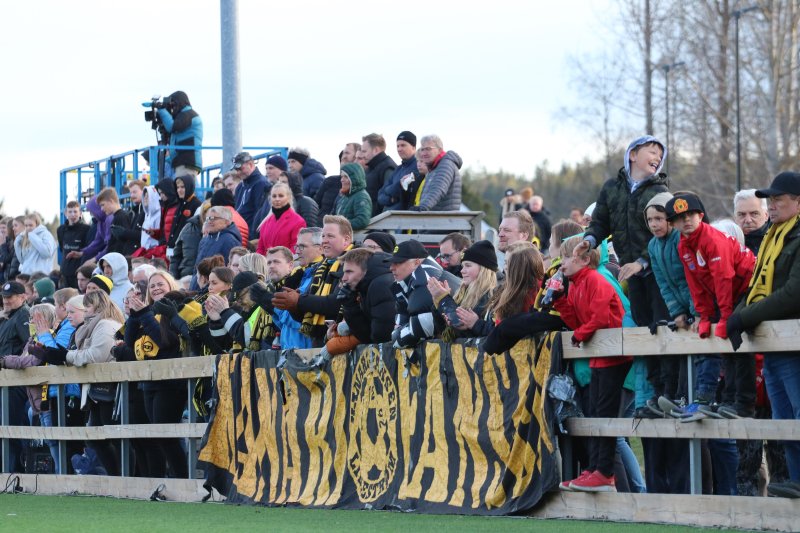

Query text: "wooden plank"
[0, 423, 208, 440]
[531, 492, 799, 532]
[0, 356, 216, 387]
[11, 474, 224, 502]
[562, 318, 800, 359]
[565, 417, 800, 440]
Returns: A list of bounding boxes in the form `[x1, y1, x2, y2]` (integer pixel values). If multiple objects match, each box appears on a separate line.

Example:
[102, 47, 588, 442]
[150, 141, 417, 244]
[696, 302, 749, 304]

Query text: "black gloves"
[727, 313, 745, 352]
[154, 298, 179, 320]
[29, 343, 68, 365]
[249, 283, 275, 311]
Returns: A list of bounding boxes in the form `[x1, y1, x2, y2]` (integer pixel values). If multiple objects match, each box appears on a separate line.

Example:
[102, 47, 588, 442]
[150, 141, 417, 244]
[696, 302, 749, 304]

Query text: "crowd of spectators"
[0, 130, 799, 502]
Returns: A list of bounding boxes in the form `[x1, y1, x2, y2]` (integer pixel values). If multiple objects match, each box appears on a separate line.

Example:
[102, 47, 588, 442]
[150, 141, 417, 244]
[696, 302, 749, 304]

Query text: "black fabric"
[363, 231, 395, 253]
[0, 304, 30, 356]
[144, 388, 188, 478]
[721, 353, 757, 412]
[87, 399, 120, 476]
[57, 221, 91, 285]
[364, 151, 397, 216]
[461, 240, 498, 272]
[642, 438, 690, 494]
[627, 274, 670, 328]
[106, 209, 137, 256]
[646, 355, 682, 400]
[343, 252, 396, 343]
[314, 175, 342, 226]
[484, 311, 565, 354]
[587, 362, 631, 477]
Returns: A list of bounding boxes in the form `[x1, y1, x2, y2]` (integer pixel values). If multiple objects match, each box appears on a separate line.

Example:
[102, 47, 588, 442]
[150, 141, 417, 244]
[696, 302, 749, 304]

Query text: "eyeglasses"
[437, 252, 459, 261]
[364, 244, 382, 252]
[205, 216, 223, 223]
[419, 147, 436, 152]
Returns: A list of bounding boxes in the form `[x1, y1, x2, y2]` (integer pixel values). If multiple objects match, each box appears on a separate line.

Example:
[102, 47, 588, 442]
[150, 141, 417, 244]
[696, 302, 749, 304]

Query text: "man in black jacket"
[58, 201, 91, 289]
[98, 187, 137, 257]
[362, 133, 397, 216]
[338, 248, 395, 344]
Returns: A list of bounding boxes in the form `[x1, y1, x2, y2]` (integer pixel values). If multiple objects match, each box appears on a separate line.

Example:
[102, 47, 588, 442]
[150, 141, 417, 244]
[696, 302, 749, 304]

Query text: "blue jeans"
[708, 439, 738, 495]
[38, 410, 60, 473]
[762, 354, 800, 481]
[617, 394, 647, 492]
[695, 355, 721, 400]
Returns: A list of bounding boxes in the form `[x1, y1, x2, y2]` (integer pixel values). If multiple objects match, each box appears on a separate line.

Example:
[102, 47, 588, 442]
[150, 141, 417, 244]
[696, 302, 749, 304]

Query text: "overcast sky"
[0, 0, 617, 218]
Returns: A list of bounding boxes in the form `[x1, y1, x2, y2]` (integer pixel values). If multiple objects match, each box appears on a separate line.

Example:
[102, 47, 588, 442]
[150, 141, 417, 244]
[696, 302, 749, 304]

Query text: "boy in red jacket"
[556, 236, 631, 492]
[665, 192, 757, 418]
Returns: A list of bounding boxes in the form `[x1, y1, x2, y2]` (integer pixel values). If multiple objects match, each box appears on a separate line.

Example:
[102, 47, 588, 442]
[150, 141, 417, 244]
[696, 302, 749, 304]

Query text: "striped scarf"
[300, 246, 352, 336]
[747, 216, 800, 305]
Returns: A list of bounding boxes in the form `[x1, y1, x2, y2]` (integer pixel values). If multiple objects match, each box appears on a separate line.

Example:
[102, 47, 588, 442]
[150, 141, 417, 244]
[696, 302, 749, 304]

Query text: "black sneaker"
[646, 398, 666, 417]
[697, 403, 725, 419]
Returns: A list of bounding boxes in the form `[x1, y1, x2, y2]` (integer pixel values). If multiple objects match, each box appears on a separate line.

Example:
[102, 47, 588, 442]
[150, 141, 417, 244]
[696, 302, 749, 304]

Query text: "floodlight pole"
[733, 5, 759, 192]
[220, 0, 242, 172]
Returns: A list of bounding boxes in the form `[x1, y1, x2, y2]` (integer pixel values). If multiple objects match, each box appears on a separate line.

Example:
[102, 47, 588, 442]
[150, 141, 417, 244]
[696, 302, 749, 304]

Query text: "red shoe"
[559, 470, 593, 491]
[570, 470, 617, 493]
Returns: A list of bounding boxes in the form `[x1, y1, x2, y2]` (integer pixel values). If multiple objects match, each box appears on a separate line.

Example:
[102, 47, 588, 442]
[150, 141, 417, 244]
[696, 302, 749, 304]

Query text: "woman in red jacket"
[256, 183, 306, 254]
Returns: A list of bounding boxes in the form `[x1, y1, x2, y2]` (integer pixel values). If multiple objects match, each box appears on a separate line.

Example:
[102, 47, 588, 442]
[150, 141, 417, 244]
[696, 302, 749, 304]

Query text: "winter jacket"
[0, 304, 30, 356]
[119, 202, 146, 250]
[66, 315, 121, 367]
[585, 168, 669, 266]
[0, 237, 16, 283]
[314, 175, 342, 226]
[737, 219, 800, 328]
[391, 257, 462, 347]
[341, 252, 396, 344]
[649, 229, 696, 319]
[225, 206, 249, 246]
[531, 210, 552, 251]
[410, 151, 463, 212]
[170, 214, 202, 279]
[106, 209, 137, 257]
[81, 197, 112, 262]
[285, 171, 320, 228]
[57, 220, 91, 280]
[98, 252, 134, 313]
[256, 208, 306, 254]
[336, 165, 373, 230]
[234, 168, 269, 237]
[168, 177, 202, 249]
[300, 158, 327, 199]
[364, 152, 397, 216]
[15, 225, 57, 275]
[678, 221, 755, 323]
[157, 91, 203, 170]
[379, 155, 417, 211]
[155, 178, 179, 246]
[195, 223, 242, 267]
[124, 305, 187, 390]
[744, 222, 769, 255]
[553, 267, 629, 368]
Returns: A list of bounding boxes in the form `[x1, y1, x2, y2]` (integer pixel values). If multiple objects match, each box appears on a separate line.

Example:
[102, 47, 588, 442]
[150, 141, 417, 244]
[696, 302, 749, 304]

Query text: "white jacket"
[15, 225, 57, 275]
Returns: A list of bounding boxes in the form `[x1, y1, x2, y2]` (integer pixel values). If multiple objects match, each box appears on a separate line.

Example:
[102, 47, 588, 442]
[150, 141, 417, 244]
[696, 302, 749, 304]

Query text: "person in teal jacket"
[335, 163, 373, 230]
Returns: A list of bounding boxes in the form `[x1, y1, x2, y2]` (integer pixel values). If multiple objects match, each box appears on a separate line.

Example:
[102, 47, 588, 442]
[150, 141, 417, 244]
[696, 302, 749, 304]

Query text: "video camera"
[142, 95, 172, 132]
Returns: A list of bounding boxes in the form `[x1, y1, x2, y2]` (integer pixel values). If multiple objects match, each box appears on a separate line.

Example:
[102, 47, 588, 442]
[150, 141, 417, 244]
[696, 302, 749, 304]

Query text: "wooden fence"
[355, 210, 484, 246]
[1, 323, 800, 531]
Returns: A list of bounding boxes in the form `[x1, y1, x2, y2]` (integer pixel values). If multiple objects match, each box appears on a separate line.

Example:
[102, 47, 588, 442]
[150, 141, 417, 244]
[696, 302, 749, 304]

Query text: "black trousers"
[129, 385, 167, 478]
[144, 387, 188, 478]
[87, 400, 120, 476]
[588, 362, 632, 477]
[721, 353, 756, 412]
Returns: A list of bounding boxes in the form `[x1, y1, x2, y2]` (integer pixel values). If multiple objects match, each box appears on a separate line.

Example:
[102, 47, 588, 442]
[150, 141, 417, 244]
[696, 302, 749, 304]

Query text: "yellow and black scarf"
[747, 216, 800, 305]
[300, 246, 352, 336]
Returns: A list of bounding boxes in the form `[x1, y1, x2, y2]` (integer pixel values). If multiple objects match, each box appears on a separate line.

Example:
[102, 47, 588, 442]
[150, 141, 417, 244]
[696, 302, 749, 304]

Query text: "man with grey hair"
[296, 227, 323, 268]
[733, 189, 770, 254]
[194, 205, 241, 270]
[287, 147, 327, 199]
[409, 134, 462, 212]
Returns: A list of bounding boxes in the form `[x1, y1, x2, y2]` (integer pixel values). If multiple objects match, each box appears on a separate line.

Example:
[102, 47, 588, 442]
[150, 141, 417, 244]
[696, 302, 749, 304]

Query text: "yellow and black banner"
[197, 334, 561, 514]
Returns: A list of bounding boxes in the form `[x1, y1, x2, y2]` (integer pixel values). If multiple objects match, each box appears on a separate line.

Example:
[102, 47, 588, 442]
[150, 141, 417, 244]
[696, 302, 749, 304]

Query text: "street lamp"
[733, 5, 760, 192]
[658, 61, 685, 175]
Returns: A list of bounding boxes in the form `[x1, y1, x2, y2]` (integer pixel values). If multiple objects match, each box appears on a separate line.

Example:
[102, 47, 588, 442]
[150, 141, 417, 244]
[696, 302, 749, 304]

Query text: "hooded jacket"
[15, 224, 57, 275]
[300, 158, 327, 199]
[155, 178, 179, 246]
[81, 197, 111, 262]
[140, 185, 161, 249]
[234, 167, 269, 237]
[170, 213, 202, 279]
[585, 136, 669, 266]
[314, 175, 343, 226]
[364, 151, 397, 216]
[391, 257, 462, 347]
[379, 155, 418, 211]
[286, 171, 320, 228]
[98, 252, 134, 313]
[157, 91, 203, 170]
[410, 151, 463, 212]
[0, 303, 30, 356]
[195, 222, 242, 268]
[57, 218, 91, 280]
[336, 163, 373, 230]
[678, 221, 755, 323]
[168, 176, 202, 249]
[342, 252, 396, 344]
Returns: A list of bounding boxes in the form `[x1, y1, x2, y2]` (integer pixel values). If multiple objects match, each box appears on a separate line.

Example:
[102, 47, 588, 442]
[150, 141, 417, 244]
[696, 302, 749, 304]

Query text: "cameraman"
[157, 90, 203, 177]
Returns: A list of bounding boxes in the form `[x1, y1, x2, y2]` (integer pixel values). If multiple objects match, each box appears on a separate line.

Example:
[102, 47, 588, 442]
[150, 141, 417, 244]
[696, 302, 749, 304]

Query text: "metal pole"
[220, 0, 242, 173]
[665, 68, 670, 174]
[735, 12, 742, 192]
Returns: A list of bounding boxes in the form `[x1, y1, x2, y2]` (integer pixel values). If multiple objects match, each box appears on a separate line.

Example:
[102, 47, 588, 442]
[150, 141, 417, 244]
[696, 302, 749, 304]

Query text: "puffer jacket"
[157, 91, 203, 171]
[300, 158, 327, 199]
[649, 229, 695, 319]
[336, 164, 373, 230]
[195, 223, 242, 267]
[364, 151, 397, 216]
[341, 252, 396, 344]
[15, 225, 57, 275]
[391, 257, 462, 347]
[585, 168, 669, 265]
[379, 155, 417, 211]
[170, 214, 202, 279]
[314, 175, 342, 226]
[286, 171, 320, 228]
[410, 151, 462, 212]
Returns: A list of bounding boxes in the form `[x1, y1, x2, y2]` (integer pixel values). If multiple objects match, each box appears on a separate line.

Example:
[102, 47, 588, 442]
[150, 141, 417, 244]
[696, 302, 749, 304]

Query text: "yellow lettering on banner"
[396, 349, 418, 496]
[448, 343, 488, 508]
[401, 342, 449, 502]
[282, 371, 303, 503]
[296, 369, 334, 505]
[325, 355, 350, 505]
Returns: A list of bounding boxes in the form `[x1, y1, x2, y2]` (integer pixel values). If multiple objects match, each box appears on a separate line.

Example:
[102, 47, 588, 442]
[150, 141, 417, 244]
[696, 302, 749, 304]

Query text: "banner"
[198, 334, 562, 514]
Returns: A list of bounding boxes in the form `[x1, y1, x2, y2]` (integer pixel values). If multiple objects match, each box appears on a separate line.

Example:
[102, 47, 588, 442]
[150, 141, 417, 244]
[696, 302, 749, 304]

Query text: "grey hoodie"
[98, 252, 134, 313]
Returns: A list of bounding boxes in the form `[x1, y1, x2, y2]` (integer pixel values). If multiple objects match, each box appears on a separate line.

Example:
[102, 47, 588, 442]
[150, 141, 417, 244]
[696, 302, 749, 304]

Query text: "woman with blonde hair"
[256, 182, 306, 253]
[428, 240, 499, 340]
[237, 252, 268, 282]
[15, 212, 58, 275]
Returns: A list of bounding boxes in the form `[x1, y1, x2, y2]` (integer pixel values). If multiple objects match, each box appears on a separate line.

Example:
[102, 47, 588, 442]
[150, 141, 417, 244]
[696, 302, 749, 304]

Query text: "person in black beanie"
[362, 231, 396, 254]
[379, 131, 419, 211]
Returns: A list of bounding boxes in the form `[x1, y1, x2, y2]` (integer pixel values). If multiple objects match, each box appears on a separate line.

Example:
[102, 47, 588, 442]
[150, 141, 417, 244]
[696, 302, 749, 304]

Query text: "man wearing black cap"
[389, 240, 461, 348]
[0, 281, 30, 356]
[378, 131, 418, 212]
[232, 151, 269, 236]
[287, 147, 327, 199]
[728, 172, 800, 493]
[361, 133, 398, 216]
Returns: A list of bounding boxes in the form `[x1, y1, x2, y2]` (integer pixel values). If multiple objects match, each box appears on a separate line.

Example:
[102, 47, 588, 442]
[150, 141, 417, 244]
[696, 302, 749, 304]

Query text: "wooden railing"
[1, 325, 799, 530]
[355, 210, 484, 246]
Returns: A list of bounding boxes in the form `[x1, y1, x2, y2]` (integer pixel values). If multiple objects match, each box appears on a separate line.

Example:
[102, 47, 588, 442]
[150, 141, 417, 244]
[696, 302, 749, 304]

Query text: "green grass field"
[0, 494, 720, 532]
